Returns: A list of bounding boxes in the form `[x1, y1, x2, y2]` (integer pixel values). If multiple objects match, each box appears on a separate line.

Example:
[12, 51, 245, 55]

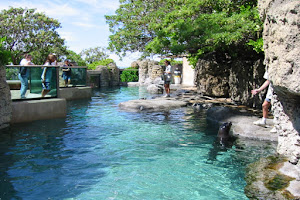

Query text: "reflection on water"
[0, 87, 276, 200]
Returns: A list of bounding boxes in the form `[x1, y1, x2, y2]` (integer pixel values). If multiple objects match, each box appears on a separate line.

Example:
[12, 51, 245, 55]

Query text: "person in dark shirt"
[62, 59, 73, 87]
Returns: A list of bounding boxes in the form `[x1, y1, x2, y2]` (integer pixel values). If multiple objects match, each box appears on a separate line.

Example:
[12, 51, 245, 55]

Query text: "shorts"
[62, 74, 71, 81]
[265, 85, 273, 102]
[42, 82, 51, 90]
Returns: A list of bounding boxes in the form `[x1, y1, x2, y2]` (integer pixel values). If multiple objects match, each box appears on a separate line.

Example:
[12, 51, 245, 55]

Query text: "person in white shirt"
[163, 60, 172, 97]
[19, 54, 34, 98]
[41, 54, 57, 97]
[251, 70, 274, 128]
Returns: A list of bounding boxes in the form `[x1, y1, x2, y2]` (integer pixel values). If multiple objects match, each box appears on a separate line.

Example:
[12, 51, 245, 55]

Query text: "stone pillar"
[109, 63, 120, 86]
[0, 66, 12, 129]
[138, 60, 148, 85]
[259, 0, 300, 164]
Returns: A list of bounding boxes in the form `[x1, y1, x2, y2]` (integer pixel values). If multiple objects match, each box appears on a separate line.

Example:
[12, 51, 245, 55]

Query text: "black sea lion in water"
[207, 122, 236, 162]
[217, 122, 232, 147]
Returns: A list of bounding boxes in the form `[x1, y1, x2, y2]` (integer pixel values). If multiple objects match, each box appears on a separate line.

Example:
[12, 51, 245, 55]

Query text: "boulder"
[0, 66, 12, 129]
[259, 0, 300, 165]
[119, 98, 188, 112]
[147, 84, 163, 94]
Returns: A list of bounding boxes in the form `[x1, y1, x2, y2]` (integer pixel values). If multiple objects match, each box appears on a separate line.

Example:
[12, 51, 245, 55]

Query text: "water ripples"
[0, 87, 277, 200]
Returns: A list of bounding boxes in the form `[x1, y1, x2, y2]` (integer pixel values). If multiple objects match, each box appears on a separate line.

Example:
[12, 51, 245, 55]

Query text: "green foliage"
[5, 68, 18, 80]
[80, 46, 109, 64]
[158, 59, 183, 66]
[0, 37, 11, 66]
[66, 50, 87, 66]
[87, 59, 115, 70]
[106, 0, 262, 67]
[120, 67, 139, 82]
[0, 7, 66, 64]
[248, 38, 264, 53]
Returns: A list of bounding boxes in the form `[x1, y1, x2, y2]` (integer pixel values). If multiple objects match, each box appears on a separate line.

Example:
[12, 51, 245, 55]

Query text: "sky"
[0, 0, 143, 68]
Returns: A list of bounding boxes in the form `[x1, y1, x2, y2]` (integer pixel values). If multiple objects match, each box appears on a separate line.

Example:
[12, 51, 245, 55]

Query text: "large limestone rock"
[138, 60, 149, 85]
[0, 66, 12, 129]
[147, 84, 164, 94]
[109, 63, 120, 86]
[136, 59, 164, 86]
[119, 98, 188, 112]
[194, 52, 265, 108]
[90, 64, 120, 87]
[259, 0, 300, 165]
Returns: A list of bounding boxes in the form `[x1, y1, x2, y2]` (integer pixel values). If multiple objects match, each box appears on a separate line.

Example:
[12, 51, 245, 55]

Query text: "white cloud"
[58, 31, 77, 42]
[109, 52, 142, 68]
[71, 22, 98, 29]
[73, 0, 120, 13]
[0, 0, 144, 67]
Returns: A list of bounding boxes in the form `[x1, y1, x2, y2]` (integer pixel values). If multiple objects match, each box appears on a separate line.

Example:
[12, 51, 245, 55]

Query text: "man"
[19, 54, 33, 98]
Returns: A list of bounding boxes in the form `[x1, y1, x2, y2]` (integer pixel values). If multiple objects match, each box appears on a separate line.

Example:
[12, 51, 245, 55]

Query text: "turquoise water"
[0, 87, 276, 200]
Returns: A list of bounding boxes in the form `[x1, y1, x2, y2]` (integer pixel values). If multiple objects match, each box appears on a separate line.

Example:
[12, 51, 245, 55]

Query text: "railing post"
[56, 66, 60, 98]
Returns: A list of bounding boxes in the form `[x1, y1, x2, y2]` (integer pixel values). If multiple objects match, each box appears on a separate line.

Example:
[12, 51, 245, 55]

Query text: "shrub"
[159, 59, 183, 66]
[120, 67, 139, 82]
[87, 59, 115, 70]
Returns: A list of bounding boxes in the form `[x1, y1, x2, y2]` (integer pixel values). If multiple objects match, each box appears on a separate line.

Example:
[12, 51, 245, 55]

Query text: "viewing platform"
[6, 65, 92, 123]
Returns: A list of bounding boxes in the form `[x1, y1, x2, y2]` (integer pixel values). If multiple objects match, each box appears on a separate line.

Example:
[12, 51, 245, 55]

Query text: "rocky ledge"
[245, 155, 300, 200]
[119, 97, 188, 112]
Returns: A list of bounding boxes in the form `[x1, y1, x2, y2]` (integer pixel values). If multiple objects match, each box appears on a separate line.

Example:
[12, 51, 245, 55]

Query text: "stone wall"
[87, 63, 120, 87]
[135, 59, 164, 85]
[259, 0, 300, 165]
[194, 52, 265, 108]
[0, 66, 12, 129]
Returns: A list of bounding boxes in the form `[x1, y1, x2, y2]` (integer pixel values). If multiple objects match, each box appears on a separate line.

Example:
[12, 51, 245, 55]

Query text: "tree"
[0, 37, 11, 66]
[106, 0, 262, 65]
[87, 58, 115, 70]
[80, 46, 109, 64]
[0, 7, 66, 64]
[65, 50, 87, 66]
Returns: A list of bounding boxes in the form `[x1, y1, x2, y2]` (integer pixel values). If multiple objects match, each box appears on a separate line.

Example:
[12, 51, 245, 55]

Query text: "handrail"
[5, 65, 88, 100]
[6, 65, 87, 68]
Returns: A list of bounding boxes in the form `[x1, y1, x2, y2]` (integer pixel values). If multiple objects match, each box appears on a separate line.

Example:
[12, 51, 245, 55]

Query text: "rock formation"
[135, 59, 164, 86]
[87, 64, 120, 87]
[244, 1, 300, 199]
[194, 51, 266, 108]
[0, 66, 12, 129]
[259, 0, 300, 165]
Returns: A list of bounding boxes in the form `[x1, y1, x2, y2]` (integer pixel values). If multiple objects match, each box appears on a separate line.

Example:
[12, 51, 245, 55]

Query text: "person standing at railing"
[19, 54, 34, 99]
[62, 59, 73, 87]
[41, 54, 57, 97]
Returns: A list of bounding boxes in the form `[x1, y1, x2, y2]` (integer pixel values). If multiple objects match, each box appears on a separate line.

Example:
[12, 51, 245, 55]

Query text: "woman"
[41, 54, 57, 97]
[163, 60, 172, 97]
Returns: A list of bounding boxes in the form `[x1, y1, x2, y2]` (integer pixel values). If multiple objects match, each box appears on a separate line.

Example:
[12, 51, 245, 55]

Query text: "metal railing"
[5, 65, 87, 101]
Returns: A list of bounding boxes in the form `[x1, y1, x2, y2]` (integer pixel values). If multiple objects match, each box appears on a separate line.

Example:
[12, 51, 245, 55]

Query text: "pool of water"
[0, 87, 276, 200]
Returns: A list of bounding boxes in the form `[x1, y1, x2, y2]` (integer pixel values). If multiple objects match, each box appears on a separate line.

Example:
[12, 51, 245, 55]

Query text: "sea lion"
[207, 122, 234, 161]
[217, 122, 232, 146]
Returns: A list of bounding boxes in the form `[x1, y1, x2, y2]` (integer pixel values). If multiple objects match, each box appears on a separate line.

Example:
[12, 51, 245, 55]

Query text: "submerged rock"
[245, 155, 299, 200]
